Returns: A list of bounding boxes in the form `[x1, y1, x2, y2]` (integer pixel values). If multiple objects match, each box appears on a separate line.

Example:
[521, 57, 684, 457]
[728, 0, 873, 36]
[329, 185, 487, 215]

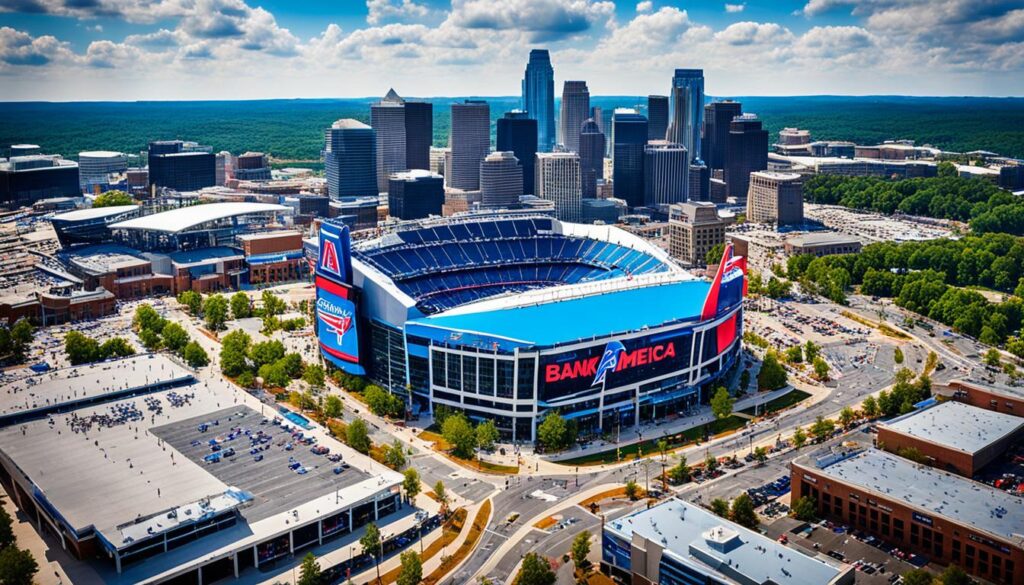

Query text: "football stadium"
[314, 212, 746, 442]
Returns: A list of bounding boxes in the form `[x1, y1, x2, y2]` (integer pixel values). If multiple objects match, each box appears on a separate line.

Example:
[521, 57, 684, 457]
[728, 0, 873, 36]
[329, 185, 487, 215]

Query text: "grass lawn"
[561, 415, 748, 466]
[739, 389, 811, 417]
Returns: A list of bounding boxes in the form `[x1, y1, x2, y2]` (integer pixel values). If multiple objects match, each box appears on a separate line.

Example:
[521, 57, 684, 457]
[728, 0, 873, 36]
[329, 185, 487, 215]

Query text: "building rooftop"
[785, 232, 863, 248]
[50, 205, 139, 223]
[751, 170, 802, 181]
[64, 244, 152, 275]
[390, 169, 443, 181]
[163, 246, 243, 266]
[606, 499, 849, 585]
[109, 202, 288, 233]
[236, 230, 300, 242]
[79, 151, 126, 158]
[799, 448, 1024, 546]
[331, 118, 371, 130]
[881, 401, 1024, 456]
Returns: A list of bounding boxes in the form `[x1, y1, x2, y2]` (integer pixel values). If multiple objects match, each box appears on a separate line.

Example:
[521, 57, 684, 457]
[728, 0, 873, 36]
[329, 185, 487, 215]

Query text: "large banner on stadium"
[316, 222, 365, 375]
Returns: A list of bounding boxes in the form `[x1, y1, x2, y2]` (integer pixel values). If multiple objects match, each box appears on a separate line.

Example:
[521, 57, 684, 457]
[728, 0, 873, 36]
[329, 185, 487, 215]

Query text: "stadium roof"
[409, 279, 710, 346]
[50, 205, 139, 222]
[798, 449, 1024, 546]
[880, 401, 1024, 456]
[109, 202, 288, 233]
[606, 500, 849, 585]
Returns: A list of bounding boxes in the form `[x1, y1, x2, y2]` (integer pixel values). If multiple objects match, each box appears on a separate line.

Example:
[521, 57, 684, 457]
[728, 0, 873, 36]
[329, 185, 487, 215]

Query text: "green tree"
[667, 455, 691, 484]
[278, 353, 304, 379]
[442, 412, 478, 459]
[536, 411, 569, 452]
[297, 552, 322, 585]
[99, 336, 135, 359]
[571, 530, 592, 571]
[433, 480, 449, 516]
[346, 418, 371, 454]
[65, 330, 100, 365]
[938, 564, 970, 585]
[396, 551, 422, 585]
[810, 416, 835, 442]
[230, 291, 252, 320]
[0, 506, 14, 549]
[704, 453, 719, 474]
[92, 189, 133, 207]
[383, 439, 407, 470]
[838, 406, 856, 429]
[901, 569, 936, 585]
[894, 347, 905, 364]
[804, 340, 821, 363]
[730, 493, 759, 529]
[792, 426, 807, 448]
[219, 329, 252, 377]
[785, 345, 804, 364]
[897, 446, 927, 464]
[302, 364, 326, 387]
[710, 498, 730, 518]
[0, 546, 38, 585]
[517, 552, 556, 585]
[861, 395, 880, 419]
[258, 362, 290, 388]
[790, 496, 817, 522]
[753, 446, 768, 465]
[161, 322, 189, 352]
[476, 419, 499, 451]
[937, 160, 957, 177]
[705, 242, 726, 266]
[360, 522, 382, 583]
[139, 328, 162, 351]
[624, 479, 640, 501]
[322, 394, 343, 418]
[177, 290, 202, 315]
[182, 341, 209, 368]
[8, 319, 32, 362]
[201, 294, 228, 331]
[261, 290, 287, 316]
[133, 303, 166, 334]
[402, 467, 421, 502]
[757, 351, 788, 391]
[710, 386, 734, 420]
[812, 356, 830, 381]
[249, 339, 285, 368]
[985, 348, 1002, 367]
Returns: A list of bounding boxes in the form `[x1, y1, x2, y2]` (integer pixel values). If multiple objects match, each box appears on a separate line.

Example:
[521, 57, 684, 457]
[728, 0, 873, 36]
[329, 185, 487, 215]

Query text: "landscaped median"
[374, 508, 468, 585]
[421, 499, 492, 585]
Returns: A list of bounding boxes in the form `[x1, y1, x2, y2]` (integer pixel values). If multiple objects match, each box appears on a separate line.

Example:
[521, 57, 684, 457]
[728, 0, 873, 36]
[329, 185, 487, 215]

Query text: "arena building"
[108, 202, 290, 252]
[313, 212, 746, 441]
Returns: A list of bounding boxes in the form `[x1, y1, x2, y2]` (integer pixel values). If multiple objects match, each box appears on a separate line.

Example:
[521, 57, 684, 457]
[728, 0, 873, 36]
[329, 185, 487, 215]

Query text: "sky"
[0, 0, 1022, 101]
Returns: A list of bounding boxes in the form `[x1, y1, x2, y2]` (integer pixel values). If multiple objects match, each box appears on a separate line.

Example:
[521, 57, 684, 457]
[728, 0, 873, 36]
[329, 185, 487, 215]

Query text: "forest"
[2, 95, 1023, 162]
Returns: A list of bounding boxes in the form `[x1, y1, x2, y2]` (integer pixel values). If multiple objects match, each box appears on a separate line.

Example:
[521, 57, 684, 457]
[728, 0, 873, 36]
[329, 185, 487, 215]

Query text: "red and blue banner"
[315, 222, 364, 375]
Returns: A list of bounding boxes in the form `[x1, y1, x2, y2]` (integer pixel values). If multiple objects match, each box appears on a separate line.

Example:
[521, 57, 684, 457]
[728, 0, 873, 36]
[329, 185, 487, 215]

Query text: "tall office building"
[479, 151, 523, 208]
[0, 155, 79, 209]
[371, 89, 407, 194]
[579, 118, 605, 199]
[667, 69, 704, 163]
[522, 49, 555, 153]
[78, 151, 128, 191]
[612, 109, 648, 208]
[496, 111, 537, 195]
[404, 100, 433, 171]
[689, 160, 710, 202]
[324, 119, 377, 200]
[647, 95, 669, 142]
[643, 141, 689, 207]
[669, 201, 731, 266]
[702, 100, 742, 170]
[429, 147, 448, 177]
[388, 169, 444, 220]
[535, 152, 581, 222]
[147, 140, 215, 192]
[591, 106, 604, 134]
[725, 113, 769, 199]
[448, 100, 490, 191]
[747, 171, 804, 226]
[559, 81, 590, 154]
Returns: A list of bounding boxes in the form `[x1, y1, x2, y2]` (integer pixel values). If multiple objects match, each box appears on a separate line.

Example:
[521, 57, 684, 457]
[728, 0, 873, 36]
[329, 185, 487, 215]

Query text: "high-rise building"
[747, 171, 804, 226]
[233, 152, 271, 181]
[429, 147, 448, 178]
[522, 49, 555, 153]
[324, 119, 377, 200]
[702, 100, 742, 169]
[725, 114, 769, 199]
[479, 151, 523, 208]
[667, 69, 704, 163]
[371, 89, 407, 194]
[0, 155, 79, 209]
[612, 109, 648, 208]
[669, 201, 732, 266]
[215, 151, 233, 186]
[535, 152, 581, 222]
[388, 169, 444, 220]
[147, 140, 215, 192]
[688, 160, 710, 202]
[448, 100, 490, 191]
[404, 100, 433, 171]
[496, 111, 537, 195]
[591, 106, 604, 134]
[559, 81, 590, 154]
[643, 141, 689, 207]
[78, 151, 128, 191]
[579, 118, 605, 199]
[647, 95, 669, 142]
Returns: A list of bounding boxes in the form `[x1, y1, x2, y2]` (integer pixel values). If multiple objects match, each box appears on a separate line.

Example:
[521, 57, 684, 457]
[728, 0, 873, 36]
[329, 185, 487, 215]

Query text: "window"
[431, 351, 445, 387]
[446, 355, 461, 391]
[496, 360, 514, 398]
[462, 355, 476, 393]
[478, 358, 494, 396]
[516, 358, 535, 400]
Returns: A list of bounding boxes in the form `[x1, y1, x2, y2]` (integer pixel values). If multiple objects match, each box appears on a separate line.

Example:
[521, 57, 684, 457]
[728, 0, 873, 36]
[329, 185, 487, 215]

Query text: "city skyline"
[0, 0, 1022, 101]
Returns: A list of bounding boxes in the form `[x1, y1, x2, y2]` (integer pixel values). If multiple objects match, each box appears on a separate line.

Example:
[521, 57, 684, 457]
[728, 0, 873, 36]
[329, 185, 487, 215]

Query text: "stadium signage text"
[544, 341, 677, 384]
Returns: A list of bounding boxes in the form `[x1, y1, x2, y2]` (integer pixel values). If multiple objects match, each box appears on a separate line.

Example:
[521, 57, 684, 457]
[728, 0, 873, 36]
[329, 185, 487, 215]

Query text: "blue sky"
[0, 0, 1022, 101]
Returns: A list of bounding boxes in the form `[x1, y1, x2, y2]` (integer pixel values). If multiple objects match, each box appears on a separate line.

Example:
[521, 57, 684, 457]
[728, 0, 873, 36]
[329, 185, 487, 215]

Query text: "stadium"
[314, 212, 746, 442]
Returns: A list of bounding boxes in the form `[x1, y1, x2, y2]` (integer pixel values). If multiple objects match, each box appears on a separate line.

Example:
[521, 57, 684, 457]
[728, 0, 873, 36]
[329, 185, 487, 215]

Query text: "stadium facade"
[314, 212, 746, 441]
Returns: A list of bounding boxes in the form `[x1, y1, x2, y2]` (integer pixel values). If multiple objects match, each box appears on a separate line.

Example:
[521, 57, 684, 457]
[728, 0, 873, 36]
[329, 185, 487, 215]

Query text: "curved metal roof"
[50, 205, 139, 222]
[109, 202, 288, 234]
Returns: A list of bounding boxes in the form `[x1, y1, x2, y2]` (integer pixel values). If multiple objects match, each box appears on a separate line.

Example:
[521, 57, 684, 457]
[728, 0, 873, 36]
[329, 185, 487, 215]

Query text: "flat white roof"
[109, 202, 288, 233]
[79, 151, 127, 158]
[881, 401, 1024, 456]
[51, 205, 139, 222]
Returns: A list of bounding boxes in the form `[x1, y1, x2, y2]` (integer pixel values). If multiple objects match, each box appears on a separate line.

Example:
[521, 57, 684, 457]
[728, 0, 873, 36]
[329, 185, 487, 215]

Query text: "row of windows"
[431, 351, 535, 399]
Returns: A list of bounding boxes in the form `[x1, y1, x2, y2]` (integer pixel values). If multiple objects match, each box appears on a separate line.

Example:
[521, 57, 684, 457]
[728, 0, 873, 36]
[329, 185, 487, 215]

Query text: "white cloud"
[636, 1, 652, 13]
[725, 3, 745, 13]
[448, 0, 615, 42]
[714, 21, 792, 46]
[366, 0, 431, 26]
[0, 26, 75, 67]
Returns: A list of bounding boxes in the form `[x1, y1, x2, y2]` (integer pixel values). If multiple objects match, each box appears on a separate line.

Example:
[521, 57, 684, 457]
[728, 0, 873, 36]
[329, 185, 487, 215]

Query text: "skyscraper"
[480, 151, 523, 208]
[496, 111, 537, 195]
[371, 89, 406, 194]
[388, 169, 444, 220]
[535, 152, 581, 222]
[668, 69, 704, 163]
[612, 109, 648, 208]
[559, 81, 590, 153]
[644, 141, 689, 207]
[702, 100, 742, 170]
[147, 140, 215, 192]
[405, 101, 433, 171]
[324, 119, 377, 200]
[747, 171, 804, 226]
[579, 118, 605, 199]
[448, 100, 490, 191]
[647, 95, 669, 142]
[522, 49, 555, 153]
[725, 113, 769, 199]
